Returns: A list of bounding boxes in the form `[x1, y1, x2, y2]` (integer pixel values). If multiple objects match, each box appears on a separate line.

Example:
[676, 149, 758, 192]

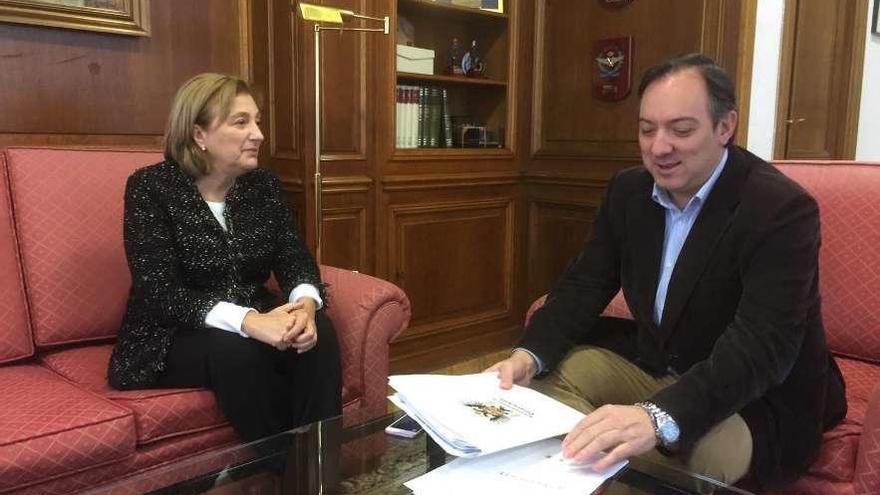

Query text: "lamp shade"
[298, 3, 354, 24]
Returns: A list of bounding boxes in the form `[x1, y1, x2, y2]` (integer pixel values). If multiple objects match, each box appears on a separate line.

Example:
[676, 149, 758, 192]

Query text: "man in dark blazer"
[488, 53, 845, 490]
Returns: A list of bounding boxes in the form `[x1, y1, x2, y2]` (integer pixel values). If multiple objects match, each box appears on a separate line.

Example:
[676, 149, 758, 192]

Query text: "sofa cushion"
[0, 151, 33, 364]
[776, 162, 880, 363]
[783, 356, 880, 490]
[0, 364, 135, 492]
[40, 345, 229, 445]
[4, 147, 163, 347]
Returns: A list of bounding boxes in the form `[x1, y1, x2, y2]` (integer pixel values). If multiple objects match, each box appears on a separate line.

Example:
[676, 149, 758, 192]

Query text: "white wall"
[856, 0, 880, 160]
[745, 0, 880, 160]
[745, 0, 785, 160]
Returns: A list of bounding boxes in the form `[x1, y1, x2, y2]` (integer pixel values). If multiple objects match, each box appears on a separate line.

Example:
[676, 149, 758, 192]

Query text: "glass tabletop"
[84, 413, 756, 495]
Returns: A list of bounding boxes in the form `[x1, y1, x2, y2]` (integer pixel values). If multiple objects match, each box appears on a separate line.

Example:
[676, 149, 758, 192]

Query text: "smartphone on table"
[385, 414, 423, 438]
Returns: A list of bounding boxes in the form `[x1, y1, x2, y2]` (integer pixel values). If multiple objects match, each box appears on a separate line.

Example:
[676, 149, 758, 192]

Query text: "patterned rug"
[339, 435, 430, 495]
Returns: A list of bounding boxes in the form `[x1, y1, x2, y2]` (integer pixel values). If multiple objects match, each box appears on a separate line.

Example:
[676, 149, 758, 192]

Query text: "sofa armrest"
[525, 295, 549, 326]
[854, 383, 880, 495]
[319, 265, 411, 424]
[524, 291, 631, 326]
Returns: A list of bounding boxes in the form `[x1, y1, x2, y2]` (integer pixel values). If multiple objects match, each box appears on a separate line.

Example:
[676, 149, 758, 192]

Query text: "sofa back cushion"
[5, 148, 162, 347]
[775, 161, 880, 363]
[0, 151, 34, 363]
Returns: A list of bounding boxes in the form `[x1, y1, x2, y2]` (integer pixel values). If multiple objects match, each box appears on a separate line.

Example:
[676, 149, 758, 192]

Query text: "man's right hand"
[485, 350, 538, 389]
[241, 302, 297, 350]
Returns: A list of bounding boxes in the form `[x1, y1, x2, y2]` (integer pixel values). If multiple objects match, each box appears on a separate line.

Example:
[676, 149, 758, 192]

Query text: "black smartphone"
[384, 414, 423, 438]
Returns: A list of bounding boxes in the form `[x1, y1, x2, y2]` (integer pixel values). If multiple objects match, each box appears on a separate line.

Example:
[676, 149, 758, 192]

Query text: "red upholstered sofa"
[0, 147, 411, 494]
[526, 160, 880, 495]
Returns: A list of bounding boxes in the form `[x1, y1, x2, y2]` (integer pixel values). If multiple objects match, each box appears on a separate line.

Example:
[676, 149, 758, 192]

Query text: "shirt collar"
[652, 147, 729, 212]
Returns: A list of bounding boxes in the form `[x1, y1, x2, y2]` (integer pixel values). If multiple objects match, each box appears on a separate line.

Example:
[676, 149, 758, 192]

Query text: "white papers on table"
[388, 373, 585, 457]
[404, 437, 628, 495]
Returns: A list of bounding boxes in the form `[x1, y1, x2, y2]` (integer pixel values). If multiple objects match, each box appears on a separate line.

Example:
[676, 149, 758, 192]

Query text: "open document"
[404, 437, 628, 495]
[388, 373, 584, 457]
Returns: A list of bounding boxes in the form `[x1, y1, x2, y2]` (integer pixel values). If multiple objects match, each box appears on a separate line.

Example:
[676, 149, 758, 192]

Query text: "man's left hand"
[562, 404, 657, 471]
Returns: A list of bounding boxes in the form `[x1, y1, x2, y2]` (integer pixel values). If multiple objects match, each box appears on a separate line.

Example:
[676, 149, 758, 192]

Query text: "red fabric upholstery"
[767, 161, 880, 495]
[40, 345, 227, 445]
[321, 265, 411, 426]
[0, 364, 135, 492]
[775, 162, 880, 364]
[525, 291, 631, 325]
[855, 386, 880, 495]
[0, 147, 411, 493]
[5, 148, 162, 347]
[19, 427, 239, 495]
[0, 152, 33, 364]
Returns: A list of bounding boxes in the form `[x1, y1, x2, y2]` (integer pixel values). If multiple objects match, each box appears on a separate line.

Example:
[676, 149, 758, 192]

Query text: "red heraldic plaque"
[592, 37, 633, 101]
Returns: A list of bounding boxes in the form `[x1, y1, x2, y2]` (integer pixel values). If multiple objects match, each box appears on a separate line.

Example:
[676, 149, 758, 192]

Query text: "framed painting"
[0, 0, 150, 36]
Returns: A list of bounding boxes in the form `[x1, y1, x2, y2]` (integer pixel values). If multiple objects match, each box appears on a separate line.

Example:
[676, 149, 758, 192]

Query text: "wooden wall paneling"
[525, 180, 604, 302]
[320, 176, 373, 272]
[267, 0, 302, 173]
[382, 178, 521, 371]
[530, 0, 745, 162]
[285, 0, 377, 252]
[0, 0, 247, 147]
[316, 0, 369, 161]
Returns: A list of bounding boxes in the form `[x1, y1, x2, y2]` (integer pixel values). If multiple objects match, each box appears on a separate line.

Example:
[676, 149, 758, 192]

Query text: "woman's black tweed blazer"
[108, 160, 322, 389]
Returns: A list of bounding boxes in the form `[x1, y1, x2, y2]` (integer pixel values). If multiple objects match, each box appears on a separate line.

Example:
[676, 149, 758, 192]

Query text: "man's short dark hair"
[637, 53, 736, 126]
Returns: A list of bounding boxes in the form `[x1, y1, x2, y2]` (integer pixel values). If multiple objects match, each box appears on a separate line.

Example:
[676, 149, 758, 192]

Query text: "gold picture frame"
[0, 0, 150, 36]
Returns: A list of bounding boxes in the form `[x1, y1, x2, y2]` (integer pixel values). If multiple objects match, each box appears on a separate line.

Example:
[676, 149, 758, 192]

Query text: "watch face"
[659, 419, 680, 444]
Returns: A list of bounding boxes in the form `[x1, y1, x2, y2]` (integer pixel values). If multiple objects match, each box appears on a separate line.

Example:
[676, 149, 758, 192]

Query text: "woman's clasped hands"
[241, 299, 318, 352]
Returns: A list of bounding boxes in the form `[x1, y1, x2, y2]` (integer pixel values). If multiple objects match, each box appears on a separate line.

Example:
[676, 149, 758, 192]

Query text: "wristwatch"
[636, 401, 680, 449]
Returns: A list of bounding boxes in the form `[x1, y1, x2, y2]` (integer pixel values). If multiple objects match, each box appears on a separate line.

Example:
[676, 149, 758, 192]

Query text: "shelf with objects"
[394, 0, 510, 153]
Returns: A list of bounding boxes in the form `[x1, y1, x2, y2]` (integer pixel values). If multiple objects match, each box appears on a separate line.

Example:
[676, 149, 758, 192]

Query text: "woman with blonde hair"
[108, 73, 340, 443]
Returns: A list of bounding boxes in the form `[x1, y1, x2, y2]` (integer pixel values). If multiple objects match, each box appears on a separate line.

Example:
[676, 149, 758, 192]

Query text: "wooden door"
[774, 0, 867, 159]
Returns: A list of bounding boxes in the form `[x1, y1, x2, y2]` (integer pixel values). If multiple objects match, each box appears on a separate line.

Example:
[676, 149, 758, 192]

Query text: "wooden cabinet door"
[774, 0, 867, 159]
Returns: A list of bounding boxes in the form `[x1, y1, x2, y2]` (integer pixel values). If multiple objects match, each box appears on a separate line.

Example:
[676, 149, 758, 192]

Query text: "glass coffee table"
[86, 413, 756, 494]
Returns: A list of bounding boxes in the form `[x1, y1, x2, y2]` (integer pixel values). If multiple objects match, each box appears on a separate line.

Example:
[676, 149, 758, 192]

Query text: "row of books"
[395, 85, 454, 149]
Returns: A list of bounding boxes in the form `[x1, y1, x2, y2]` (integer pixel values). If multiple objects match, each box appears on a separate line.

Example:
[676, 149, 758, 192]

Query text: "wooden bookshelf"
[395, 0, 511, 151]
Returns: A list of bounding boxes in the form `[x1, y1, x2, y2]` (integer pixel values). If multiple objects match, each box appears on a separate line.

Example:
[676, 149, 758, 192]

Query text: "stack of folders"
[388, 373, 628, 493]
[388, 373, 584, 457]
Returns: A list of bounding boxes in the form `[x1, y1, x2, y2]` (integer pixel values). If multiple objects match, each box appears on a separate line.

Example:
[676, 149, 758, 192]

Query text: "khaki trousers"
[531, 346, 752, 493]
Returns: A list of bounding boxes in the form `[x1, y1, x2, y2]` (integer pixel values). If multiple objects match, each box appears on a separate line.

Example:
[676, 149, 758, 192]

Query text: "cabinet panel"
[388, 198, 514, 330]
[526, 180, 604, 301]
[319, 176, 373, 272]
[320, 0, 369, 158]
[322, 207, 368, 272]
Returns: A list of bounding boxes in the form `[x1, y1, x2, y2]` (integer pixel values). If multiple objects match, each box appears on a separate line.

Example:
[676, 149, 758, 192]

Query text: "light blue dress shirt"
[652, 148, 728, 325]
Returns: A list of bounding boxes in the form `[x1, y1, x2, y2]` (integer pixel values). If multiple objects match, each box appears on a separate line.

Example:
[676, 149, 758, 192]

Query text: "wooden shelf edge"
[390, 147, 513, 161]
[396, 72, 507, 86]
[398, 0, 508, 20]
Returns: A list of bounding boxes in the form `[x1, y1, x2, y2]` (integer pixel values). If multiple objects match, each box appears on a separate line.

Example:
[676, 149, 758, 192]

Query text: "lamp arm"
[316, 26, 387, 34]
[344, 12, 387, 23]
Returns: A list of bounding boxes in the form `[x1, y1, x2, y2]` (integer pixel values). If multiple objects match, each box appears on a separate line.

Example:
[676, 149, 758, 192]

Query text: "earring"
[200, 145, 206, 151]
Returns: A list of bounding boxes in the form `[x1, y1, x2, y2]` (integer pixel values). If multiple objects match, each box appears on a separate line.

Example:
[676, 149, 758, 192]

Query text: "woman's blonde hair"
[163, 73, 251, 177]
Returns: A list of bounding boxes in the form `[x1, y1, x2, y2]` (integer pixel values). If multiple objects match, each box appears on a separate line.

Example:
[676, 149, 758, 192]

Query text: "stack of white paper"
[388, 373, 585, 457]
[403, 437, 628, 495]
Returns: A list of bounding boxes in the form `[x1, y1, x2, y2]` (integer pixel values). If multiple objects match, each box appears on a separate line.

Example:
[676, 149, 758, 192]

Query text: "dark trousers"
[157, 311, 342, 443]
